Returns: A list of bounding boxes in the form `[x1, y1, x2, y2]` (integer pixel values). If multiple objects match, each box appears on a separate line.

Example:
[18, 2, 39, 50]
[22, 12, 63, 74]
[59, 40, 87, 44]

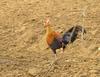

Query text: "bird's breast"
[46, 33, 55, 45]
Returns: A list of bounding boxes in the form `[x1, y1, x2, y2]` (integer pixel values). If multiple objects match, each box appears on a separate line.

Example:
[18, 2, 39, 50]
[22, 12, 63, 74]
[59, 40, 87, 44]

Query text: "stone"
[28, 67, 41, 76]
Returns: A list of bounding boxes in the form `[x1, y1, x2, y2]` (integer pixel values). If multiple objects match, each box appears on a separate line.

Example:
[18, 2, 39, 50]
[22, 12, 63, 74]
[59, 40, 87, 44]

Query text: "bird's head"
[44, 18, 51, 28]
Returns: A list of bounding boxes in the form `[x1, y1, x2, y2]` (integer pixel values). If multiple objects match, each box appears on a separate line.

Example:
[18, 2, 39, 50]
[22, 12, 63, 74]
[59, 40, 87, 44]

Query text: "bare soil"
[0, 0, 100, 77]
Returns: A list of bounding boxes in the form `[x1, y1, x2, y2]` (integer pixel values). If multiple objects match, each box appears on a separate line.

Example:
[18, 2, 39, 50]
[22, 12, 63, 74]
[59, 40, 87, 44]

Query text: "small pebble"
[28, 67, 41, 76]
[98, 47, 100, 51]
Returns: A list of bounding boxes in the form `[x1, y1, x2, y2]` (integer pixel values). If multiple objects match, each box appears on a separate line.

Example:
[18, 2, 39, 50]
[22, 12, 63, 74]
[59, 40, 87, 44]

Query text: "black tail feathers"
[62, 25, 86, 45]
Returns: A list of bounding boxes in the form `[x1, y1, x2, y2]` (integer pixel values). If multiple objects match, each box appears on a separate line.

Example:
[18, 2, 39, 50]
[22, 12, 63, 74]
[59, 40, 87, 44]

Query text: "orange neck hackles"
[44, 19, 53, 34]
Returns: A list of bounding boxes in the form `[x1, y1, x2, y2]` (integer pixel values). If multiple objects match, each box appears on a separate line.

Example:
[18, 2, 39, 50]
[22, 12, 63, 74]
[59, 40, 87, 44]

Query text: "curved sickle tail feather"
[62, 25, 86, 45]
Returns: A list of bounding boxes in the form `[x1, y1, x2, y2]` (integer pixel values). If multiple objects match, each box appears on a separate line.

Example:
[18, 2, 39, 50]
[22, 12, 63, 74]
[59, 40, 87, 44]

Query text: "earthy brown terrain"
[0, 0, 100, 77]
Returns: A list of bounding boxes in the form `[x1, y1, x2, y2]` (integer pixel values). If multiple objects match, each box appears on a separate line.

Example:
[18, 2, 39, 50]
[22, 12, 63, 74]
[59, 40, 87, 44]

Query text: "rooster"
[44, 18, 86, 58]
[44, 19, 64, 58]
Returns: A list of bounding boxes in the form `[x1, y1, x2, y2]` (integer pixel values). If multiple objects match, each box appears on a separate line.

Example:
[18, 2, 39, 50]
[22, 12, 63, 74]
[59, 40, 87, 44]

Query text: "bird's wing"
[54, 32, 63, 42]
[46, 31, 62, 45]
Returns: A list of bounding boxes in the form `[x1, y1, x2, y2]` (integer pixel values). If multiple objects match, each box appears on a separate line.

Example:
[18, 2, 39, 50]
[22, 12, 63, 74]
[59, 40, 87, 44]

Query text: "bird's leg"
[60, 43, 65, 53]
[53, 50, 57, 60]
[62, 45, 66, 52]
[54, 54, 57, 60]
[60, 48, 64, 53]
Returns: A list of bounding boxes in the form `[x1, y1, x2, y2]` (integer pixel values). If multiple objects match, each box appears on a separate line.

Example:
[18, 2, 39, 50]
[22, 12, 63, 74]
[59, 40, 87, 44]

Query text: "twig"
[81, 6, 88, 40]
[69, 26, 76, 43]
[43, 59, 57, 77]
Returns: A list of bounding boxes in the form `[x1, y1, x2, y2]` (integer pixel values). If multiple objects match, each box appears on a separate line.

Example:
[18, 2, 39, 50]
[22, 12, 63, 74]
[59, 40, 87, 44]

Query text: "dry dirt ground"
[0, 0, 100, 77]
